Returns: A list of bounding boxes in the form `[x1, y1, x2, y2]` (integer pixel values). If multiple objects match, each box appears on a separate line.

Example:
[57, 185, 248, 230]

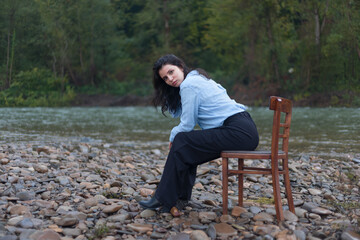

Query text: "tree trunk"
[5, 31, 11, 89]
[9, 30, 15, 87]
[266, 16, 280, 84]
[5, 7, 16, 89]
[163, 0, 170, 50]
[314, 8, 320, 46]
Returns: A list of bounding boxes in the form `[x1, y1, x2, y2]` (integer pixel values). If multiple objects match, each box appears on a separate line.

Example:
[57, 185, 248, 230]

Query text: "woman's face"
[159, 64, 184, 87]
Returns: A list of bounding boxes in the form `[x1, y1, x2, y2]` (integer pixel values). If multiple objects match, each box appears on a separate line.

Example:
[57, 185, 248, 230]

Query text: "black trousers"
[155, 111, 259, 208]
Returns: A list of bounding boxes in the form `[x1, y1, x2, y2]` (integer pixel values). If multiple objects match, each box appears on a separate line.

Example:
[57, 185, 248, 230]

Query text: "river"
[0, 107, 359, 161]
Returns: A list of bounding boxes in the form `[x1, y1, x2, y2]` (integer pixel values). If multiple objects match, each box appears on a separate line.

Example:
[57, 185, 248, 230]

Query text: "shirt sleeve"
[169, 87, 199, 142]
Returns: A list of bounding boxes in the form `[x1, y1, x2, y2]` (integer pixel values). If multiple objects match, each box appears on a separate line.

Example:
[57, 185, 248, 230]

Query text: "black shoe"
[139, 196, 163, 210]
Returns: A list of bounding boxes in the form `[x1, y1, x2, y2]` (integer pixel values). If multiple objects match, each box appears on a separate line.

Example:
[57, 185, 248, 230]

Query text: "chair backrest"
[269, 96, 292, 156]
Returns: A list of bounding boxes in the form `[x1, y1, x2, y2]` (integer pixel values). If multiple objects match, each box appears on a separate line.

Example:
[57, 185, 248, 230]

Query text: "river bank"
[0, 141, 359, 239]
[71, 89, 360, 108]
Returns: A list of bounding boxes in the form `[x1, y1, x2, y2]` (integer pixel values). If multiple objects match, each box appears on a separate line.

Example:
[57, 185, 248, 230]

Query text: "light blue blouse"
[169, 70, 247, 142]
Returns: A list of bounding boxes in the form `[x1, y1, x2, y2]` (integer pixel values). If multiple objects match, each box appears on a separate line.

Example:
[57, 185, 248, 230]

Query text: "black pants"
[155, 111, 259, 208]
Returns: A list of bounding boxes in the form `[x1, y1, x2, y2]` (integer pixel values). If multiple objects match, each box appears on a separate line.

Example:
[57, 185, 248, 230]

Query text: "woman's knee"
[172, 132, 188, 146]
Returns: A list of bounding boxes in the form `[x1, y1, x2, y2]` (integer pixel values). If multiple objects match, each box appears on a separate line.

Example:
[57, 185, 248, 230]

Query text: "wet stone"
[231, 206, 247, 217]
[127, 223, 152, 233]
[0, 143, 359, 240]
[190, 230, 209, 240]
[283, 210, 298, 222]
[253, 212, 274, 223]
[311, 207, 333, 215]
[16, 191, 35, 201]
[249, 206, 262, 214]
[214, 223, 237, 238]
[199, 212, 217, 223]
[140, 209, 156, 218]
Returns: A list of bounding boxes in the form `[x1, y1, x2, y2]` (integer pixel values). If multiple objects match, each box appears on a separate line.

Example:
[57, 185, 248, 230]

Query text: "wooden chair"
[221, 96, 295, 221]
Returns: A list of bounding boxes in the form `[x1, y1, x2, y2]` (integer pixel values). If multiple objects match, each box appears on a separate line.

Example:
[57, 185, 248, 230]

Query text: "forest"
[0, 0, 359, 107]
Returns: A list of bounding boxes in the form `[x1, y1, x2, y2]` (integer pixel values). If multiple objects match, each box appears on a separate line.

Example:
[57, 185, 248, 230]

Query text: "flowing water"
[0, 107, 359, 160]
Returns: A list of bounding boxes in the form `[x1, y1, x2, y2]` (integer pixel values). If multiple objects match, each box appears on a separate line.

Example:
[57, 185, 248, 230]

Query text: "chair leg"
[222, 157, 229, 215]
[272, 161, 284, 221]
[238, 158, 244, 207]
[283, 158, 295, 213]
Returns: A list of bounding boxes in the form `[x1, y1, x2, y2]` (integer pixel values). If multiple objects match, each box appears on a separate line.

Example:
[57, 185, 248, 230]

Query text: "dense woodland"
[0, 0, 359, 107]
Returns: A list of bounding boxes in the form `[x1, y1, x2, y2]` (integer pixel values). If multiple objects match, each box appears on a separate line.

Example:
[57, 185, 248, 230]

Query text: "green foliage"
[0, 0, 359, 106]
[0, 68, 75, 107]
[92, 224, 110, 239]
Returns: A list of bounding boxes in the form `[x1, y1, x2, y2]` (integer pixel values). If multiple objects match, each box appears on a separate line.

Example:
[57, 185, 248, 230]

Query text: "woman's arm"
[169, 86, 199, 142]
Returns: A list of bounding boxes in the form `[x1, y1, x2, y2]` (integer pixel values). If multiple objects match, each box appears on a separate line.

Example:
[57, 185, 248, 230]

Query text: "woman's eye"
[169, 70, 173, 75]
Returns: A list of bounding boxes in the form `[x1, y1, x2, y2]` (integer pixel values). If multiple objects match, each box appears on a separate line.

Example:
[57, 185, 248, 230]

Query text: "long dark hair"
[152, 54, 209, 115]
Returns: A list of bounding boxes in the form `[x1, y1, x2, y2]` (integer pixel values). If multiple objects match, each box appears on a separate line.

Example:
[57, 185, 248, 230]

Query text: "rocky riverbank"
[0, 142, 359, 240]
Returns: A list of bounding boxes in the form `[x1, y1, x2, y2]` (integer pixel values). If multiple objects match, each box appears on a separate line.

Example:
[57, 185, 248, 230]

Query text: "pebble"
[214, 223, 237, 238]
[0, 143, 358, 239]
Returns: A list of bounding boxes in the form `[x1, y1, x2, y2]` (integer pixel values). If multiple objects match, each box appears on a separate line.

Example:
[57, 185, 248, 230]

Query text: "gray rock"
[249, 206, 262, 214]
[283, 210, 298, 222]
[294, 230, 306, 240]
[62, 228, 82, 237]
[302, 202, 318, 211]
[18, 218, 34, 229]
[341, 230, 360, 240]
[16, 192, 35, 201]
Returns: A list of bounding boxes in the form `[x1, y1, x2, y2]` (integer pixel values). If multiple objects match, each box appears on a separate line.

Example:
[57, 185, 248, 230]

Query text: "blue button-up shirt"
[169, 70, 247, 142]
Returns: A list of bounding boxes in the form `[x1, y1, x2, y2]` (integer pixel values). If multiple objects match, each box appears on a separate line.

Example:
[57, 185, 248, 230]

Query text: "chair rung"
[228, 169, 285, 175]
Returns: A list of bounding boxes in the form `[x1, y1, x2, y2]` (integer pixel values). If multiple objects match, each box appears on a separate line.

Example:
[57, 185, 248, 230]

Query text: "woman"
[139, 54, 259, 213]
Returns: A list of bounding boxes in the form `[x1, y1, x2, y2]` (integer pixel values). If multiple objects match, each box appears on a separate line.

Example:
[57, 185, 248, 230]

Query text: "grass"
[88, 224, 111, 240]
[253, 197, 275, 205]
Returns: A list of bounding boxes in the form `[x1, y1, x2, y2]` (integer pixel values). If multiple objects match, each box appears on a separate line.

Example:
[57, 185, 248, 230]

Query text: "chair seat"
[221, 150, 286, 159]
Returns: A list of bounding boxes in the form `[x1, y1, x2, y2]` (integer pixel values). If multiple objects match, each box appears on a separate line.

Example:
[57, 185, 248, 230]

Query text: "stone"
[295, 207, 307, 218]
[9, 204, 30, 216]
[308, 189, 322, 195]
[189, 230, 209, 240]
[108, 213, 131, 223]
[249, 206, 262, 214]
[8, 216, 25, 226]
[139, 188, 154, 197]
[253, 212, 274, 222]
[341, 230, 360, 240]
[62, 228, 82, 237]
[206, 224, 216, 240]
[16, 191, 35, 201]
[311, 207, 333, 215]
[57, 176, 71, 185]
[84, 195, 106, 207]
[29, 229, 61, 240]
[33, 164, 48, 173]
[293, 230, 306, 240]
[199, 212, 217, 223]
[18, 218, 34, 228]
[231, 206, 247, 217]
[127, 223, 152, 233]
[54, 217, 78, 227]
[276, 230, 297, 240]
[283, 210, 298, 222]
[219, 214, 235, 223]
[0, 158, 10, 165]
[253, 225, 280, 236]
[102, 204, 122, 214]
[140, 209, 156, 218]
[214, 223, 237, 238]
[302, 202, 318, 211]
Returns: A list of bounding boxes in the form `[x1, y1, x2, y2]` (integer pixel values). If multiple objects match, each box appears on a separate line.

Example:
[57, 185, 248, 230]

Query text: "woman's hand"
[169, 142, 172, 150]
